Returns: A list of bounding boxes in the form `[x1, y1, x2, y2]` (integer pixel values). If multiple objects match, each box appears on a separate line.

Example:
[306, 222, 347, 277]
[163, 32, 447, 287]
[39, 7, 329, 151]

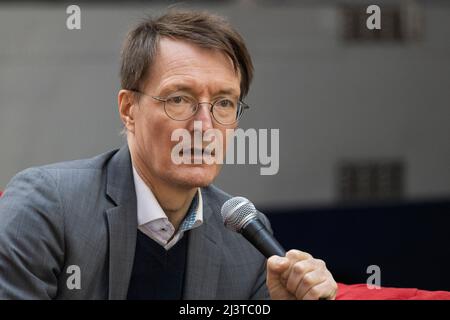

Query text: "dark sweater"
[126, 230, 189, 300]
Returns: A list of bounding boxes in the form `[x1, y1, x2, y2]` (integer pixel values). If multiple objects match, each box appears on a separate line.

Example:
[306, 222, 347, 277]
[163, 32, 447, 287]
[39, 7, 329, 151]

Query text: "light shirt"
[132, 167, 203, 250]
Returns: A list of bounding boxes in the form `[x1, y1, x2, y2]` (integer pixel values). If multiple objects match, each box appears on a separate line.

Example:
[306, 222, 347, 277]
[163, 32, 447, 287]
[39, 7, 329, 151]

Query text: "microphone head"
[221, 196, 258, 232]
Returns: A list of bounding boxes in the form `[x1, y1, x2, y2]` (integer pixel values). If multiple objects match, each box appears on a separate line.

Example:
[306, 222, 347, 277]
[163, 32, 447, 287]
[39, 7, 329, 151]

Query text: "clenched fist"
[267, 249, 338, 300]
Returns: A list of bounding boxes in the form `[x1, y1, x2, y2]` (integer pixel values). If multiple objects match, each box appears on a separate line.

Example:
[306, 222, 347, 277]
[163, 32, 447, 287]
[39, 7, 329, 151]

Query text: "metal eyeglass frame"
[129, 89, 250, 125]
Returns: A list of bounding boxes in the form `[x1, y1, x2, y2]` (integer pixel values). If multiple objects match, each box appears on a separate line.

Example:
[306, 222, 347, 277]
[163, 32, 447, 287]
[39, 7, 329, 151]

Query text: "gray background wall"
[0, 1, 449, 208]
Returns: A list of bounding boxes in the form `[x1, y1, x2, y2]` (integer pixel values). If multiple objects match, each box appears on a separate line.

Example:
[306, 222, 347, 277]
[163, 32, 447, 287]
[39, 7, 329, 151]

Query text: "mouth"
[180, 148, 216, 157]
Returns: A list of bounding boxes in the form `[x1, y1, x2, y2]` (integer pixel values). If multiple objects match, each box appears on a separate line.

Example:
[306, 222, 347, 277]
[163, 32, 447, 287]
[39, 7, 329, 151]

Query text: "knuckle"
[304, 252, 313, 259]
[309, 287, 321, 299]
[326, 270, 336, 282]
[316, 259, 326, 268]
[288, 249, 312, 260]
[267, 256, 278, 266]
[287, 249, 302, 259]
[293, 262, 305, 275]
[302, 273, 314, 286]
[331, 279, 338, 291]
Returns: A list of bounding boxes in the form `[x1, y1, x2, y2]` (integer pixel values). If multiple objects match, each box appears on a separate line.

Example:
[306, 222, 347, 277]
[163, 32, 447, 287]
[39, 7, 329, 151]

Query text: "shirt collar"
[180, 189, 203, 231]
[132, 166, 203, 229]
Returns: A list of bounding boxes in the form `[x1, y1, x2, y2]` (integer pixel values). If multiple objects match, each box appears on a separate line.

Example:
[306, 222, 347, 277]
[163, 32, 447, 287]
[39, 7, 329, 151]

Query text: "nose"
[190, 103, 214, 131]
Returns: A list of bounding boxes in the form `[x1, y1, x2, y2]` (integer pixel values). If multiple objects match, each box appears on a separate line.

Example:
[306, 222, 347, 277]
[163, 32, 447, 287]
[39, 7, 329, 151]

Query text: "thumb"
[267, 255, 290, 285]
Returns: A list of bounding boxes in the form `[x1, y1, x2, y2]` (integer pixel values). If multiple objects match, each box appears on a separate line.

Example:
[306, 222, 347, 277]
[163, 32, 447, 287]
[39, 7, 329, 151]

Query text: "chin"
[169, 164, 220, 188]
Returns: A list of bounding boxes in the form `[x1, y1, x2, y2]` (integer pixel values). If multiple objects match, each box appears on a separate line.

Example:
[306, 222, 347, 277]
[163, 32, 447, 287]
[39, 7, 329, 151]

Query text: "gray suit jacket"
[0, 145, 270, 299]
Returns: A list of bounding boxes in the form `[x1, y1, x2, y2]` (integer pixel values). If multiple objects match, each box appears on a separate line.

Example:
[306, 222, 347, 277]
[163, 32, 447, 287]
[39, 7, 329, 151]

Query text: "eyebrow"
[160, 83, 239, 98]
[161, 84, 192, 94]
[215, 88, 240, 97]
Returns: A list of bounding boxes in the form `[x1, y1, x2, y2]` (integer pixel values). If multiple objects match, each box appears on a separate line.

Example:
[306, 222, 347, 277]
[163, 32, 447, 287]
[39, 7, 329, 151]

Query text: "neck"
[129, 142, 197, 231]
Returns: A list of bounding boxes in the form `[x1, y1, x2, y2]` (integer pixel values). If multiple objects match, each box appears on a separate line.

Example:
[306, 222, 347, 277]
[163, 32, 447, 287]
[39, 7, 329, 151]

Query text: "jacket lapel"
[105, 145, 137, 300]
[104, 145, 224, 299]
[183, 196, 223, 299]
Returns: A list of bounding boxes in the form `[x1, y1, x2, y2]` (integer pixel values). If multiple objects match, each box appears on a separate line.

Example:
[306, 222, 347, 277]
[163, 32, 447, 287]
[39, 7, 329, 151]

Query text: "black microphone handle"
[240, 218, 286, 259]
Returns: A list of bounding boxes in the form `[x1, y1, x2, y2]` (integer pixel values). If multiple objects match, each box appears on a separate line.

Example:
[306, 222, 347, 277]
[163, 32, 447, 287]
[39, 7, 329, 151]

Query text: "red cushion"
[336, 282, 450, 300]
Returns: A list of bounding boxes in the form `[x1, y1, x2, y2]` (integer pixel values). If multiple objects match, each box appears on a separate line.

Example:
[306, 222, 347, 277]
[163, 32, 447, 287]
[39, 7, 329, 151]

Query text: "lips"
[180, 148, 216, 156]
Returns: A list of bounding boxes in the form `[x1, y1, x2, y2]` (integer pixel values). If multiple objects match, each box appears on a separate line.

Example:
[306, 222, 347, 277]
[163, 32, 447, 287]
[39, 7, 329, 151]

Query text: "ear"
[118, 90, 138, 134]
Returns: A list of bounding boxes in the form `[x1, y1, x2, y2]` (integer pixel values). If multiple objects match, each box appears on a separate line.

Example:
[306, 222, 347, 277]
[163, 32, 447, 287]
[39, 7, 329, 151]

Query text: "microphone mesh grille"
[221, 196, 257, 232]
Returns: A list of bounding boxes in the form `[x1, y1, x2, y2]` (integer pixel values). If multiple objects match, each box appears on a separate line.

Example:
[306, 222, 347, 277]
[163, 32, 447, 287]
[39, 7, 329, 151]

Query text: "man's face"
[127, 37, 241, 189]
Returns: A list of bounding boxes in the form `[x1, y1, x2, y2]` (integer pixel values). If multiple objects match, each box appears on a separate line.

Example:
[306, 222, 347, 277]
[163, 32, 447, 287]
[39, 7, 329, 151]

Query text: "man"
[0, 10, 337, 300]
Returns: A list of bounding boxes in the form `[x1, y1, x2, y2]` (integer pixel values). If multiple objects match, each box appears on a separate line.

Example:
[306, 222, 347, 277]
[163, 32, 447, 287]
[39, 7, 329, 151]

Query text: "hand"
[266, 249, 338, 300]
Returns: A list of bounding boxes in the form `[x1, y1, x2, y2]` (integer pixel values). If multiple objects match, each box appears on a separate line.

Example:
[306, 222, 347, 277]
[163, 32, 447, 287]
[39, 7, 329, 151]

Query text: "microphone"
[221, 196, 286, 259]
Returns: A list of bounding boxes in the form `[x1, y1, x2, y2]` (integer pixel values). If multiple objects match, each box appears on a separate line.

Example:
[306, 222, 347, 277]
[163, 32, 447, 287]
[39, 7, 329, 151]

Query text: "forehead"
[147, 37, 241, 94]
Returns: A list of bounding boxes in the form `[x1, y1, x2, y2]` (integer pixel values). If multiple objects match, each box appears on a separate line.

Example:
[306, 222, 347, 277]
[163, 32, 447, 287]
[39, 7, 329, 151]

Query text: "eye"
[216, 99, 235, 108]
[167, 96, 185, 104]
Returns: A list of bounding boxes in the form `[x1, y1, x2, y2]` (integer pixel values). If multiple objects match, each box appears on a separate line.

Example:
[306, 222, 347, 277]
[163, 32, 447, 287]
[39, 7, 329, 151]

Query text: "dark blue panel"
[265, 199, 450, 291]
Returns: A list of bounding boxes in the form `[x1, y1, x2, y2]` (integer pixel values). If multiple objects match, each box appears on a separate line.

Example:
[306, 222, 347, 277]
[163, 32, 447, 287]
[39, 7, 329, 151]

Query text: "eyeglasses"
[130, 90, 249, 125]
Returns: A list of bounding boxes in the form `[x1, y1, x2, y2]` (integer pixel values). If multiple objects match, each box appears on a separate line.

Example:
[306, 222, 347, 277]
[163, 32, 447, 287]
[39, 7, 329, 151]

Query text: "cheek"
[155, 125, 179, 159]
[137, 111, 174, 157]
[222, 127, 235, 150]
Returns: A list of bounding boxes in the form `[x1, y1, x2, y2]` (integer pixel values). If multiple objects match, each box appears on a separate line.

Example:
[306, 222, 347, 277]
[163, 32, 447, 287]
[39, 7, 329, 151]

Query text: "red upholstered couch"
[336, 283, 450, 300]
